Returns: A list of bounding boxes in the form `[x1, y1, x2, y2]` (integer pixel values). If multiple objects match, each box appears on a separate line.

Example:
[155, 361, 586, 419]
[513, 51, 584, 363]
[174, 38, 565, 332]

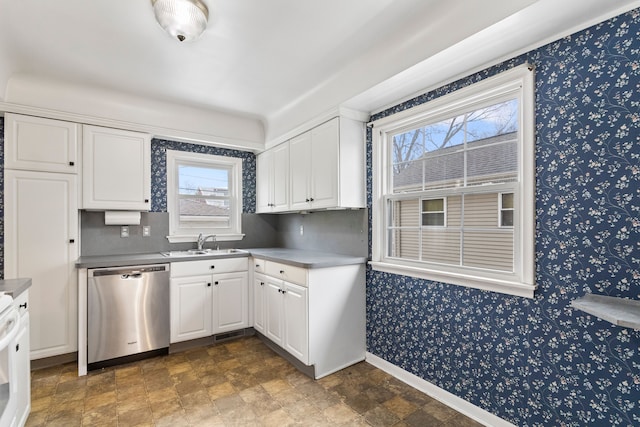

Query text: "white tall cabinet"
[4, 114, 79, 360]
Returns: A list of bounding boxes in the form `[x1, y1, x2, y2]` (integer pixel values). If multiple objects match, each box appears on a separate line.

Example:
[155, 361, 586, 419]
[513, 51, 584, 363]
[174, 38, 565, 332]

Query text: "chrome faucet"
[196, 233, 217, 250]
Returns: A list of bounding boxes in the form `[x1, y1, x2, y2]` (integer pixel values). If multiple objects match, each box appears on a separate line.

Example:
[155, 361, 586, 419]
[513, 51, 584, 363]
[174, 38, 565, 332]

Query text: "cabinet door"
[14, 313, 30, 427]
[265, 280, 284, 346]
[271, 142, 290, 211]
[289, 131, 312, 210]
[4, 170, 78, 359]
[82, 125, 151, 210]
[310, 118, 339, 209]
[283, 282, 308, 364]
[256, 150, 273, 213]
[170, 275, 213, 343]
[253, 274, 267, 334]
[212, 272, 249, 334]
[4, 113, 79, 174]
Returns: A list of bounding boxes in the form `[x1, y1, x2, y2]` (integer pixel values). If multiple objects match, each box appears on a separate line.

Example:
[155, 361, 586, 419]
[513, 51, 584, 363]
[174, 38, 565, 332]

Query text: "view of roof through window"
[178, 164, 230, 218]
[392, 99, 518, 192]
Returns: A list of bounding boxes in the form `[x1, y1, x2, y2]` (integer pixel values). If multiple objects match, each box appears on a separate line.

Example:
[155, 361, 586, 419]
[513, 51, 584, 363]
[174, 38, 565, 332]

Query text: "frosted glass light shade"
[152, 0, 209, 42]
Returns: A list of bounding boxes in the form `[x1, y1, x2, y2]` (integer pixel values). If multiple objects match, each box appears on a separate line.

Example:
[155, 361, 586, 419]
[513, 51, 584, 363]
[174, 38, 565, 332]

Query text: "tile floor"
[26, 336, 483, 427]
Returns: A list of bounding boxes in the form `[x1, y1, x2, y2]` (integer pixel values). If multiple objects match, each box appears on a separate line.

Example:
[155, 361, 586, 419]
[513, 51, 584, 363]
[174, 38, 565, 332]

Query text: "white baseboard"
[365, 352, 516, 427]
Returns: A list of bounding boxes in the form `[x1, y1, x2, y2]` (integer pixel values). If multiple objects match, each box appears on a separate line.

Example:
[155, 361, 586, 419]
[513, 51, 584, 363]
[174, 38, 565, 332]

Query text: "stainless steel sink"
[160, 249, 246, 257]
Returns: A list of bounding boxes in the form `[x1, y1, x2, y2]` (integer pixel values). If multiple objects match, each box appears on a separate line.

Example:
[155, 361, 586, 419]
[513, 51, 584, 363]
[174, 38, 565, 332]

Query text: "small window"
[422, 198, 445, 226]
[500, 193, 514, 227]
[167, 150, 243, 242]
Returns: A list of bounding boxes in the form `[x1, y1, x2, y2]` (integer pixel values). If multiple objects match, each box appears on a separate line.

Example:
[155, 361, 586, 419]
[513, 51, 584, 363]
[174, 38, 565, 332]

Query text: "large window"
[167, 150, 243, 242]
[371, 65, 535, 297]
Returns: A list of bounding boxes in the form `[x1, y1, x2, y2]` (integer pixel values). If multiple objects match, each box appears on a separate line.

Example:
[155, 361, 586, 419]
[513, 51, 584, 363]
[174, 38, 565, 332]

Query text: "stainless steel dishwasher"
[88, 264, 170, 368]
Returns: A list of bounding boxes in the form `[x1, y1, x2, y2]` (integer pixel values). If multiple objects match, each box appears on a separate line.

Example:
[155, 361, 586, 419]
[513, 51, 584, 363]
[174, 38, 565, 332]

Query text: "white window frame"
[370, 65, 536, 298]
[166, 150, 244, 243]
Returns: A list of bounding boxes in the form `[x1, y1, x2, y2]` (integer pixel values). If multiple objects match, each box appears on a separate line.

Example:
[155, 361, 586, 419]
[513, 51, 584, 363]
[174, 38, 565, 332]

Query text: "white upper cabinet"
[289, 117, 365, 211]
[256, 141, 289, 213]
[82, 125, 151, 210]
[4, 113, 80, 174]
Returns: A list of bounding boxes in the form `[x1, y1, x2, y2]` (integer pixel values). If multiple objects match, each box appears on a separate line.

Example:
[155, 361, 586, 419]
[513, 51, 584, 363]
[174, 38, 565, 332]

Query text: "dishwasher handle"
[89, 264, 169, 278]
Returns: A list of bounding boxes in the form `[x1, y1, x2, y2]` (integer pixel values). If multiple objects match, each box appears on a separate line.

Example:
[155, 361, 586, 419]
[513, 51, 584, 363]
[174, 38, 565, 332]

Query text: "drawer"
[253, 258, 266, 273]
[171, 257, 248, 277]
[13, 290, 29, 317]
[265, 261, 307, 286]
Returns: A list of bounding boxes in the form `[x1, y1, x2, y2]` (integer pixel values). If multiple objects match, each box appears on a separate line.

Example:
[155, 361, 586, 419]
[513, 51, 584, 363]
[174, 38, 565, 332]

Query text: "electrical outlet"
[299, 225, 304, 236]
[142, 225, 151, 237]
[120, 226, 129, 238]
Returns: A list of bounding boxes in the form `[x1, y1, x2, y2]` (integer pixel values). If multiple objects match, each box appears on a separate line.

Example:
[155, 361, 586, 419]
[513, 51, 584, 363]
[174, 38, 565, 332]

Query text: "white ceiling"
[0, 0, 639, 146]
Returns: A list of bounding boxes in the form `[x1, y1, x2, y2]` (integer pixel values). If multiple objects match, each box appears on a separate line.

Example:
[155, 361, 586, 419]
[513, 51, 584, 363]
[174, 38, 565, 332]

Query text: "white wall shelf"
[571, 294, 640, 330]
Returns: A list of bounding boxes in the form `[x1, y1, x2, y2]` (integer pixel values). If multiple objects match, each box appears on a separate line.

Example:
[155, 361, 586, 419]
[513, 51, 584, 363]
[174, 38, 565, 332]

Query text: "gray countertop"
[76, 248, 366, 269]
[0, 278, 32, 298]
[248, 248, 367, 268]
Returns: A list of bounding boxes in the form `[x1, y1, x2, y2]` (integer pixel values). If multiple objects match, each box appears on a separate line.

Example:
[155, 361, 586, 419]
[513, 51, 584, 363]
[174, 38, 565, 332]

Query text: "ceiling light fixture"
[151, 0, 209, 42]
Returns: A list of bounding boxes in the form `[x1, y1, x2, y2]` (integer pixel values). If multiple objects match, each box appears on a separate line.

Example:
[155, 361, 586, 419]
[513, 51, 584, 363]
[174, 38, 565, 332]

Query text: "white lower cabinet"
[264, 277, 308, 364]
[171, 275, 213, 342]
[252, 257, 365, 378]
[14, 291, 30, 427]
[253, 274, 267, 334]
[212, 272, 249, 334]
[170, 258, 249, 343]
[282, 282, 308, 363]
[265, 278, 285, 346]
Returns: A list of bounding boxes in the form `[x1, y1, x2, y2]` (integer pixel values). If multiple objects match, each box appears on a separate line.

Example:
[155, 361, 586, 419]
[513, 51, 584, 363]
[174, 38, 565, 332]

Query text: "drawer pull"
[69, 161, 75, 166]
[207, 283, 211, 287]
[279, 270, 284, 274]
[210, 265, 215, 269]
[260, 282, 264, 286]
[19, 302, 27, 310]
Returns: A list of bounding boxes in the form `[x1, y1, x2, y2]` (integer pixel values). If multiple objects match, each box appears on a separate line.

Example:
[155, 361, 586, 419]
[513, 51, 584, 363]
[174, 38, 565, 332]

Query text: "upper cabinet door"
[309, 118, 339, 209]
[271, 141, 290, 211]
[4, 113, 79, 174]
[289, 131, 312, 211]
[256, 149, 273, 213]
[82, 125, 151, 210]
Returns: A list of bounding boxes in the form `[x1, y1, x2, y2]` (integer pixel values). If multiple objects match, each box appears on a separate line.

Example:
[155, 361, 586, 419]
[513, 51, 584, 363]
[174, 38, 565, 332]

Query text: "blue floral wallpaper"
[366, 8, 640, 427]
[150, 138, 256, 213]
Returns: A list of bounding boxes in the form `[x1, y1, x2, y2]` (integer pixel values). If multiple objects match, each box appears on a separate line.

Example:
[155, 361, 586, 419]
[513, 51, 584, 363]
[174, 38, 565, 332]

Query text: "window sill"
[369, 261, 535, 298]
[166, 234, 245, 244]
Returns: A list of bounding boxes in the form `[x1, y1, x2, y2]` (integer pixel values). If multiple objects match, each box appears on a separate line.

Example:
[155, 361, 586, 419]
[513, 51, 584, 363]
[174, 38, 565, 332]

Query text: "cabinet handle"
[15, 343, 19, 352]
[19, 302, 27, 310]
[260, 282, 264, 286]
[144, 199, 150, 203]
[210, 265, 215, 269]
[69, 239, 75, 244]
[255, 264, 261, 268]
[214, 281, 219, 285]
[207, 283, 211, 287]
[305, 198, 309, 202]
[279, 270, 284, 274]
[282, 289, 287, 294]
[69, 161, 75, 166]
[309, 197, 314, 202]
